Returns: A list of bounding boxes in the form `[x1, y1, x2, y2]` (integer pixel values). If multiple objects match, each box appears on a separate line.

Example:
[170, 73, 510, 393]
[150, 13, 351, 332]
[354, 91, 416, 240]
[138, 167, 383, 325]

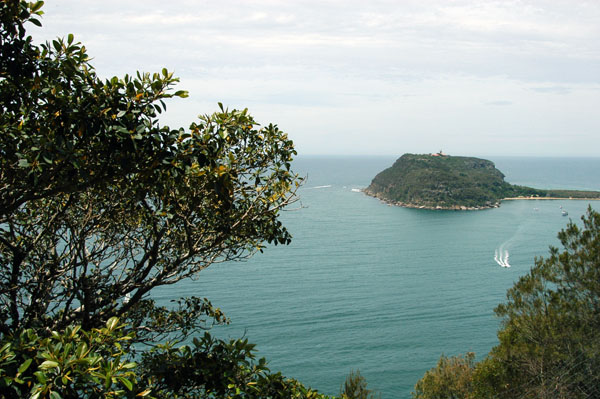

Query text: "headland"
[365, 153, 600, 210]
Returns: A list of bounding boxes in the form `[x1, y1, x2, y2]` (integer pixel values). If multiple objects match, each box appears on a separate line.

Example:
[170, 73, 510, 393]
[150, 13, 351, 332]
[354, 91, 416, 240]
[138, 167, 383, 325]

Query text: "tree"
[339, 370, 380, 399]
[415, 208, 600, 399]
[0, 0, 298, 337]
[412, 353, 475, 399]
[477, 207, 600, 398]
[0, 2, 337, 398]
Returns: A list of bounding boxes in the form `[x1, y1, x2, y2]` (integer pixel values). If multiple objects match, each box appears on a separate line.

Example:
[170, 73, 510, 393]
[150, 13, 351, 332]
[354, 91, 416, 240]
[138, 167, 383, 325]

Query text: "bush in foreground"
[414, 207, 600, 399]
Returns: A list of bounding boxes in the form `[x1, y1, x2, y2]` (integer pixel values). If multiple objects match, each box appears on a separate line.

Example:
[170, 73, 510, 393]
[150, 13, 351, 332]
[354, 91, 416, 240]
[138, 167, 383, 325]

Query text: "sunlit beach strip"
[502, 197, 600, 201]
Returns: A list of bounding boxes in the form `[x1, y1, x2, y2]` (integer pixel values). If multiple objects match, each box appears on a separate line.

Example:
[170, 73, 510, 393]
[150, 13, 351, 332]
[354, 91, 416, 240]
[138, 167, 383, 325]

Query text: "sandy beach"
[502, 197, 600, 201]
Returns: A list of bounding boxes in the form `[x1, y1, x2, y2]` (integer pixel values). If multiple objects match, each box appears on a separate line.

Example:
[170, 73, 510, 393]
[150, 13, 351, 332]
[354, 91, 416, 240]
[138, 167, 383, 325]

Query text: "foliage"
[0, 318, 335, 399]
[0, 1, 187, 217]
[339, 370, 380, 399]
[0, 317, 142, 399]
[411, 353, 475, 399]
[0, 1, 339, 398]
[141, 333, 335, 399]
[0, 0, 299, 340]
[482, 206, 600, 398]
[366, 154, 600, 209]
[366, 154, 515, 208]
[415, 207, 600, 399]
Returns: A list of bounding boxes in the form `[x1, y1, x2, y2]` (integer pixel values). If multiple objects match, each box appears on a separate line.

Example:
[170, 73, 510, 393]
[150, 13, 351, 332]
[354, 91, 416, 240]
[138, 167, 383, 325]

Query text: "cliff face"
[365, 154, 527, 209]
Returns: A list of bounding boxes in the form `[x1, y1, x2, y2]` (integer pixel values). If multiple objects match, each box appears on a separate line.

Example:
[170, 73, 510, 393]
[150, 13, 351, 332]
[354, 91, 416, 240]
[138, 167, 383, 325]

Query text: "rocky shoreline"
[363, 189, 500, 211]
[362, 190, 600, 211]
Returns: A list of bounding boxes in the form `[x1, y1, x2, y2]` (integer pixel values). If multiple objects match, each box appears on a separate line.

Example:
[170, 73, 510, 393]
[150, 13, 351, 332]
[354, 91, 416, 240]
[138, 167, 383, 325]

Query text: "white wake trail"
[494, 246, 511, 268]
[503, 250, 511, 268]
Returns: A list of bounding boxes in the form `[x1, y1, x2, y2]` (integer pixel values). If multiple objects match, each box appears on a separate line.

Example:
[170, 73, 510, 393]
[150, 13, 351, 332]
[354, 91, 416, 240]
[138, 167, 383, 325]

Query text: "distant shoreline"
[363, 190, 499, 210]
[502, 196, 600, 201]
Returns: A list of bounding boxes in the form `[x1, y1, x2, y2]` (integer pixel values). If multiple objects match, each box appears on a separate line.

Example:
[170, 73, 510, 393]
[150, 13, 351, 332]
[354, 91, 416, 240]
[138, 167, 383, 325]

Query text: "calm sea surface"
[152, 156, 600, 398]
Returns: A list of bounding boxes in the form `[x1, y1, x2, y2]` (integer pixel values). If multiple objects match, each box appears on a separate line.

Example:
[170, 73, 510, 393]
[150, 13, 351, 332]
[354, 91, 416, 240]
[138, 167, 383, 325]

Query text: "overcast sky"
[34, 1, 600, 157]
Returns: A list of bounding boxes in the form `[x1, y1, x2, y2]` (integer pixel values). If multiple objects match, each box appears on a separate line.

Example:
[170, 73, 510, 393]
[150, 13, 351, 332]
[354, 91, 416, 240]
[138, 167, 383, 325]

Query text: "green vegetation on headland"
[365, 153, 600, 210]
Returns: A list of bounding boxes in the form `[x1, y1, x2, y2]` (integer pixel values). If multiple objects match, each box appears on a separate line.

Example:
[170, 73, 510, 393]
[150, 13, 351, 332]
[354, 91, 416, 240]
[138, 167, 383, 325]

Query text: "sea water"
[151, 156, 600, 398]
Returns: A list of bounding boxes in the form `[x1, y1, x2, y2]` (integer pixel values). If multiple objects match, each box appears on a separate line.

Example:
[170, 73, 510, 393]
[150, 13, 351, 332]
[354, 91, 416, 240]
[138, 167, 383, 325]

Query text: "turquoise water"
[152, 156, 600, 398]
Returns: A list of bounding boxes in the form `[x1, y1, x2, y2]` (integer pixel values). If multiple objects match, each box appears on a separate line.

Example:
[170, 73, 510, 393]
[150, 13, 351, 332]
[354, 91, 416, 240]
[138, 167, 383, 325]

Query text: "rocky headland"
[365, 153, 600, 210]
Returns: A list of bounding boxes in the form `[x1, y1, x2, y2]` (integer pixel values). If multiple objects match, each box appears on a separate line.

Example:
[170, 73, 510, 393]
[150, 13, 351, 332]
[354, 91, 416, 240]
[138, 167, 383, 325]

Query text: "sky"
[33, 1, 600, 157]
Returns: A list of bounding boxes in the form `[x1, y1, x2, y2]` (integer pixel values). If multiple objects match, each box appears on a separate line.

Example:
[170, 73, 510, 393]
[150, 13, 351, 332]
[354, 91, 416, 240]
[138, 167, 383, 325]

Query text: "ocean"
[152, 155, 600, 398]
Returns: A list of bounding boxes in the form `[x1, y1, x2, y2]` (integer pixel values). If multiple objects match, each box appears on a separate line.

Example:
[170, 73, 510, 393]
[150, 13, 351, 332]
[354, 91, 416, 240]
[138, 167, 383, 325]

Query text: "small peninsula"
[365, 153, 600, 210]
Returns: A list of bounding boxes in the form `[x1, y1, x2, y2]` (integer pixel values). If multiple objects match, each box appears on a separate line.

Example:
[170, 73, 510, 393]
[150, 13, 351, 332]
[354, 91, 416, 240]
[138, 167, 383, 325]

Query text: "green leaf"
[67, 33, 74, 45]
[0, 343, 11, 353]
[174, 90, 188, 98]
[75, 342, 88, 358]
[137, 388, 152, 397]
[118, 376, 133, 391]
[31, 1, 45, 13]
[69, 325, 81, 337]
[49, 390, 62, 399]
[18, 358, 33, 374]
[39, 360, 59, 369]
[121, 362, 136, 369]
[34, 371, 47, 384]
[106, 317, 119, 331]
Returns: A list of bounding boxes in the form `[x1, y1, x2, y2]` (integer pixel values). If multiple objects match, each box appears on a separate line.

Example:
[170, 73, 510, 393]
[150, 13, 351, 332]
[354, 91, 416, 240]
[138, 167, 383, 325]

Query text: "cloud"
[36, 1, 600, 84]
[485, 100, 513, 106]
[531, 86, 571, 95]
[31, 0, 600, 156]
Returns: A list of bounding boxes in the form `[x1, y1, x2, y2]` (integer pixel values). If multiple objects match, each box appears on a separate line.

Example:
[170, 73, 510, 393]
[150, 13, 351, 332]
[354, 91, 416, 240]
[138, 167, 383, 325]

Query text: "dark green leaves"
[17, 358, 32, 374]
[140, 331, 334, 399]
[1, 0, 300, 354]
[0, 3, 320, 399]
[0, 319, 142, 399]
